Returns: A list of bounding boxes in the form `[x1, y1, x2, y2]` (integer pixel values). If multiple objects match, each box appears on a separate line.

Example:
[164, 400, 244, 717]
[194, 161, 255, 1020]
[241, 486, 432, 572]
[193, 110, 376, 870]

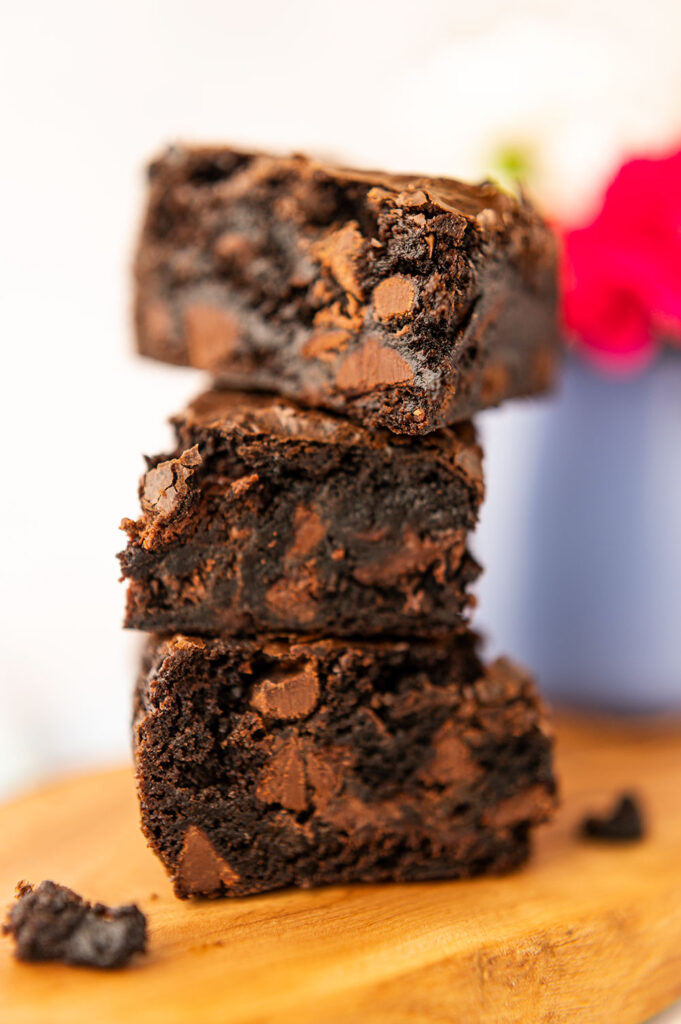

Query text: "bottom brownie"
[134, 633, 556, 899]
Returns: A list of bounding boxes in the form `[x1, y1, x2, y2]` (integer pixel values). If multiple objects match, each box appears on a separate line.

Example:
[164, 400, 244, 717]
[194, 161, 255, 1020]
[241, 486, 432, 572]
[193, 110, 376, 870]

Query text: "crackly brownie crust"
[133, 633, 556, 898]
[134, 146, 560, 434]
[119, 389, 484, 637]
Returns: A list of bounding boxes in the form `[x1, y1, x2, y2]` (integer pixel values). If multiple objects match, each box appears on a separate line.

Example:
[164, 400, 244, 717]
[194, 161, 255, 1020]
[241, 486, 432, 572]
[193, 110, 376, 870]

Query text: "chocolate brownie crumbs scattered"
[2, 880, 147, 968]
[580, 794, 645, 842]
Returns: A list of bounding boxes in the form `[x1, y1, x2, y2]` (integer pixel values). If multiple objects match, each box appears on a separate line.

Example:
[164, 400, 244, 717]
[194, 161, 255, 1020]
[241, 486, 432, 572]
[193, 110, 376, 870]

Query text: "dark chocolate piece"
[2, 881, 146, 968]
[134, 146, 560, 434]
[134, 633, 556, 898]
[580, 794, 645, 842]
[119, 390, 483, 637]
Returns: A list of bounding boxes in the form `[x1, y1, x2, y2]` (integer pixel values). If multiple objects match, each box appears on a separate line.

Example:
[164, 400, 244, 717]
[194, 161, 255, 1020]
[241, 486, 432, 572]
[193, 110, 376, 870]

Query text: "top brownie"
[135, 146, 560, 434]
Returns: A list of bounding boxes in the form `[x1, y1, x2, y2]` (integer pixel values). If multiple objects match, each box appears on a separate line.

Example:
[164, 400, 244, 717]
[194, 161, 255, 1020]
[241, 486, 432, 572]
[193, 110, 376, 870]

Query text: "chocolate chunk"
[256, 735, 308, 812]
[134, 632, 556, 898]
[2, 881, 146, 968]
[311, 222, 364, 300]
[580, 794, 645, 842]
[134, 444, 203, 549]
[420, 720, 482, 786]
[250, 661, 320, 721]
[134, 146, 560, 434]
[141, 444, 202, 515]
[335, 336, 415, 393]
[183, 305, 240, 371]
[372, 275, 417, 321]
[174, 827, 240, 897]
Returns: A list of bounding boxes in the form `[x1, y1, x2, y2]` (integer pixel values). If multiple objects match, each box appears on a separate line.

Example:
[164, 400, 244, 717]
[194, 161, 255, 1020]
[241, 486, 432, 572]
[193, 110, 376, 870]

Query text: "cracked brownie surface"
[134, 146, 559, 434]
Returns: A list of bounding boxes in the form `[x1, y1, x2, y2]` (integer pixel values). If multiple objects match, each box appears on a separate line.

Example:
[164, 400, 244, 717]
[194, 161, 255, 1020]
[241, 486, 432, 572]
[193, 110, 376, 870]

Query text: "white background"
[1, 5, 680, 1015]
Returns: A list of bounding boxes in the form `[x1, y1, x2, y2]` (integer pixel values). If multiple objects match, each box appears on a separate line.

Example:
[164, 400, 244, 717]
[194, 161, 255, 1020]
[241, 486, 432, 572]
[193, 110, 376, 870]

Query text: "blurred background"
[2, 0, 681, 802]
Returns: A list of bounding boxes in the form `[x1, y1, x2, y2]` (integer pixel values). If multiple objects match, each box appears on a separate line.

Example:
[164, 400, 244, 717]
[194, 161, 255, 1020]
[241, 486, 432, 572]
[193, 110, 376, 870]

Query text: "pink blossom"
[561, 148, 681, 369]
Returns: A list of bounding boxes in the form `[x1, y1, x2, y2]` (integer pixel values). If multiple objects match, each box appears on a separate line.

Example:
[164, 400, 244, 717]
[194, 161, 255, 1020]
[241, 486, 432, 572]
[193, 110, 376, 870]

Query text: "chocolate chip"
[174, 827, 240, 898]
[141, 445, 202, 521]
[373, 275, 416, 321]
[250, 661, 320, 721]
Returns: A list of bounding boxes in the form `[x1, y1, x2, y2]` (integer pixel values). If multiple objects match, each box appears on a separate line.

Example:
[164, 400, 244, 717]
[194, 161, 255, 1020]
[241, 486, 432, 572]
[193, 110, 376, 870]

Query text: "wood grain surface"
[1, 714, 680, 1024]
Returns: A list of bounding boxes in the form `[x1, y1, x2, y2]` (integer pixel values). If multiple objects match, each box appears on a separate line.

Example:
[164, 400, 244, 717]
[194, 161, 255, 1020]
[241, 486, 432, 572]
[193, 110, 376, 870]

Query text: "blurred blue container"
[476, 350, 681, 712]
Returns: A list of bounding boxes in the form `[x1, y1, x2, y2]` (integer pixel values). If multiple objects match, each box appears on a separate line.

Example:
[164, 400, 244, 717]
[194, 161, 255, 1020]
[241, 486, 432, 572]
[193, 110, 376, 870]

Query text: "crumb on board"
[2, 880, 147, 969]
[579, 793, 645, 842]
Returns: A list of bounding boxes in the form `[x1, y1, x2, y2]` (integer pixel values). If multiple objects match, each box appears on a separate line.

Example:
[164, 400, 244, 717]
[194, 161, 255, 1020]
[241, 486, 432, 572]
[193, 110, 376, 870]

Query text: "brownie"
[2, 881, 146, 968]
[119, 389, 484, 637]
[134, 146, 560, 434]
[133, 633, 556, 898]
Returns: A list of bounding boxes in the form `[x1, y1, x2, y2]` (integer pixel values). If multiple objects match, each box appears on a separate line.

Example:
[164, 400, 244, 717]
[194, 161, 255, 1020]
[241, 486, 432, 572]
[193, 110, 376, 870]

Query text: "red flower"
[562, 148, 681, 369]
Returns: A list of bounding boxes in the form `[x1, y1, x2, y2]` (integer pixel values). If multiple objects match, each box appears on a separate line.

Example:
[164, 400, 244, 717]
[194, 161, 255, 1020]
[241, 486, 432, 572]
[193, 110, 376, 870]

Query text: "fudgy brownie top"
[135, 145, 559, 433]
[147, 145, 529, 224]
[178, 387, 483, 456]
[132, 387, 484, 554]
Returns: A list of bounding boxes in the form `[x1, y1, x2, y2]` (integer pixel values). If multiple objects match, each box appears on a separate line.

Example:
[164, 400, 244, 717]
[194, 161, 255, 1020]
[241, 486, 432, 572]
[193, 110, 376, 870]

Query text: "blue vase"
[475, 350, 681, 712]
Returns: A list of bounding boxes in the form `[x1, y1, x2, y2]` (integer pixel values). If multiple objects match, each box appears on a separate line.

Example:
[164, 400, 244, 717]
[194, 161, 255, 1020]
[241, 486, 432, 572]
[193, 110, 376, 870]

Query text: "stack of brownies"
[120, 147, 560, 899]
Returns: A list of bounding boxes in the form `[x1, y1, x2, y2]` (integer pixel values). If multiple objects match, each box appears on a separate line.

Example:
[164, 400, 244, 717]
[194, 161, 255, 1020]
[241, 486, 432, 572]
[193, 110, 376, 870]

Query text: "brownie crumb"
[2, 880, 147, 968]
[580, 794, 645, 842]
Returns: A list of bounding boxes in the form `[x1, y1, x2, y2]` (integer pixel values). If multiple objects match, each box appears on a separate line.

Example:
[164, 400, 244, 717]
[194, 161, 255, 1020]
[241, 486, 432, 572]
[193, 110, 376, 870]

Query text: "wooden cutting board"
[1, 714, 681, 1024]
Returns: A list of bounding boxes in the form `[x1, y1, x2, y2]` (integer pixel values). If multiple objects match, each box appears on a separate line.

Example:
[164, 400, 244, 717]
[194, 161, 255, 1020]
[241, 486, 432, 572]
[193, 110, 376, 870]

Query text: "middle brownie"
[119, 389, 484, 637]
